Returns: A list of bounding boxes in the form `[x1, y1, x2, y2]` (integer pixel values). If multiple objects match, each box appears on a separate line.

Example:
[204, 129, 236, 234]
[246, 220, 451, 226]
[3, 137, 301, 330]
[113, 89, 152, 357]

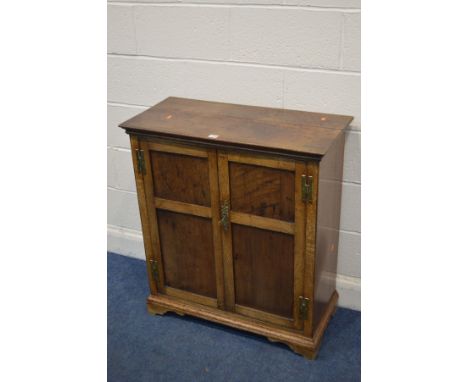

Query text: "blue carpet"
[108, 252, 360, 382]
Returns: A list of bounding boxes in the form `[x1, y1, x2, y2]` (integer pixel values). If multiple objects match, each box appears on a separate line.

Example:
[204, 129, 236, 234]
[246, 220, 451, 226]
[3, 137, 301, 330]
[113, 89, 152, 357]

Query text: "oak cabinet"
[119, 97, 352, 359]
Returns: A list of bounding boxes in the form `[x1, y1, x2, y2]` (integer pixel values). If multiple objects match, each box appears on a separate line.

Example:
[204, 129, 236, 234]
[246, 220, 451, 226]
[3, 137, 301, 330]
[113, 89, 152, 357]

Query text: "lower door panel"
[157, 210, 217, 299]
[232, 224, 294, 319]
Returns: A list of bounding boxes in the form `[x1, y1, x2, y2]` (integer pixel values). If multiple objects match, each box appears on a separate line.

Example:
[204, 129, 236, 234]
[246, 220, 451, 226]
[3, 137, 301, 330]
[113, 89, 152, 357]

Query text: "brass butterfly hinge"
[149, 258, 159, 282]
[301, 175, 313, 203]
[299, 296, 310, 320]
[136, 149, 146, 175]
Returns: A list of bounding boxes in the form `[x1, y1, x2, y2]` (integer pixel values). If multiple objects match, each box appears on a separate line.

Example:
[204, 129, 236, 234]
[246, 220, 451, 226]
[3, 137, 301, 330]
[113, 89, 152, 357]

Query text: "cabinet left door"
[132, 137, 225, 309]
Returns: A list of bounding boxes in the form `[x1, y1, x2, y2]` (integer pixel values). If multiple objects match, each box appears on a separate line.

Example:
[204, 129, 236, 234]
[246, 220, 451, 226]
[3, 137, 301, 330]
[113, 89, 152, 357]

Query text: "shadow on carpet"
[108, 252, 360, 382]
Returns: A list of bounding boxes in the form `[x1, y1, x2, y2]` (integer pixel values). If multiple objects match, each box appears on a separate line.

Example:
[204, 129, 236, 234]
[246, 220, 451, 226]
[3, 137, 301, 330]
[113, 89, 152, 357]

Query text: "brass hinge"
[136, 149, 146, 175]
[149, 258, 159, 282]
[299, 296, 310, 320]
[301, 175, 313, 203]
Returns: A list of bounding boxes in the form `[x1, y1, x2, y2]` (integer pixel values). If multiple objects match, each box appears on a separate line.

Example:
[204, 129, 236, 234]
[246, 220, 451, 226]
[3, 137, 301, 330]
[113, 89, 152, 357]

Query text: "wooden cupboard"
[118, 97, 353, 359]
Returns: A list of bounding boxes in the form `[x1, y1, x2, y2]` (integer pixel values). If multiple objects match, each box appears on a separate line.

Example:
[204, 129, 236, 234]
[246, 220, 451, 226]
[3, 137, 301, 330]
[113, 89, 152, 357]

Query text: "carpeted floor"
[108, 252, 360, 382]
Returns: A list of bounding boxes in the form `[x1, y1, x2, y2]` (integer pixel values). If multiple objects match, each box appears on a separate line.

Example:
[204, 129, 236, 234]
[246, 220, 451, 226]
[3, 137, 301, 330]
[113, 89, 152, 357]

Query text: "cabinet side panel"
[314, 132, 345, 333]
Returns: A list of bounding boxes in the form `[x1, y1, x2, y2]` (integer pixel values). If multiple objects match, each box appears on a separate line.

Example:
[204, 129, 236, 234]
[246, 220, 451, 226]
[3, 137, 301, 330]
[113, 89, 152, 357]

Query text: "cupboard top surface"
[119, 97, 353, 158]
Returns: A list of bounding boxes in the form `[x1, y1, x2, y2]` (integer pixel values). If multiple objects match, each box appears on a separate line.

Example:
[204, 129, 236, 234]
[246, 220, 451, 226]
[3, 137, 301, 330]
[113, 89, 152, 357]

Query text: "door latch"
[220, 200, 230, 231]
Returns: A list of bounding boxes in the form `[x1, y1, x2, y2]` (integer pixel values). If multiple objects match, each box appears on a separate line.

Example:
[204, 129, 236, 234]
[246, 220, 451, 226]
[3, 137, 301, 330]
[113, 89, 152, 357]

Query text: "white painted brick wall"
[108, 56, 284, 107]
[230, 8, 342, 69]
[283, 69, 361, 127]
[108, 188, 141, 231]
[107, 148, 136, 192]
[342, 13, 361, 71]
[135, 6, 230, 60]
[340, 183, 361, 233]
[107, 5, 136, 54]
[111, 0, 361, 8]
[107, 0, 361, 309]
[107, 104, 146, 148]
[343, 131, 361, 183]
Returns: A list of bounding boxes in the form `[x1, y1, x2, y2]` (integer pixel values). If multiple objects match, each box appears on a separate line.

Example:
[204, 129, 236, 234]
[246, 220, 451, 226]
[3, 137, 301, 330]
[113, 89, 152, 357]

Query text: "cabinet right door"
[217, 151, 307, 330]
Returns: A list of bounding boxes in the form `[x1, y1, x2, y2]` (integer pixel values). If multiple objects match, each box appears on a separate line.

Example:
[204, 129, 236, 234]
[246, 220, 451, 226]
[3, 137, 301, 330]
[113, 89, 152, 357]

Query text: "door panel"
[218, 151, 306, 330]
[140, 140, 224, 308]
[229, 162, 295, 222]
[232, 224, 294, 318]
[157, 210, 217, 298]
[151, 151, 211, 206]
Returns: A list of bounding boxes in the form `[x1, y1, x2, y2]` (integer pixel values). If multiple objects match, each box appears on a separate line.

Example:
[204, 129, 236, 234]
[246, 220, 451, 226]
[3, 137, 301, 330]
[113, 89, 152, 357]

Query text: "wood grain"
[130, 136, 157, 295]
[229, 162, 295, 222]
[208, 149, 226, 309]
[147, 141, 208, 158]
[313, 132, 345, 334]
[123, 96, 349, 359]
[232, 224, 295, 319]
[292, 161, 307, 329]
[217, 151, 236, 311]
[235, 304, 295, 329]
[151, 150, 211, 206]
[157, 210, 217, 299]
[120, 97, 353, 158]
[140, 140, 166, 291]
[154, 197, 212, 219]
[165, 286, 218, 308]
[227, 152, 295, 171]
[146, 290, 339, 359]
[303, 161, 320, 337]
[147, 293, 315, 349]
[229, 211, 294, 235]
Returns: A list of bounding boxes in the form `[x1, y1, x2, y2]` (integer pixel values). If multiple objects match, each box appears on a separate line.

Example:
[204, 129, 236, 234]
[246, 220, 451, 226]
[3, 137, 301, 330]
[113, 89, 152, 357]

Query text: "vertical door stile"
[208, 149, 226, 309]
[217, 151, 236, 311]
[139, 139, 166, 293]
[130, 136, 158, 295]
[293, 162, 307, 330]
[303, 161, 320, 337]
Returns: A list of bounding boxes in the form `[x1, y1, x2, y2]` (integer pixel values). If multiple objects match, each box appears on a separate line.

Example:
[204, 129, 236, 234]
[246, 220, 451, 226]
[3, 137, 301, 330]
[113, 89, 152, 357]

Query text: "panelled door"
[217, 151, 307, 330]
[139, 140, 225, 310]
[136, 138, 307, 330]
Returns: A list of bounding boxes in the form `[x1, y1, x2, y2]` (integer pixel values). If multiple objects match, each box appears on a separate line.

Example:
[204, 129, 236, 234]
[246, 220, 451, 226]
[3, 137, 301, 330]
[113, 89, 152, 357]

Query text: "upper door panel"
[151, 150, 211, 206]
[229, 162, 295, 222]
